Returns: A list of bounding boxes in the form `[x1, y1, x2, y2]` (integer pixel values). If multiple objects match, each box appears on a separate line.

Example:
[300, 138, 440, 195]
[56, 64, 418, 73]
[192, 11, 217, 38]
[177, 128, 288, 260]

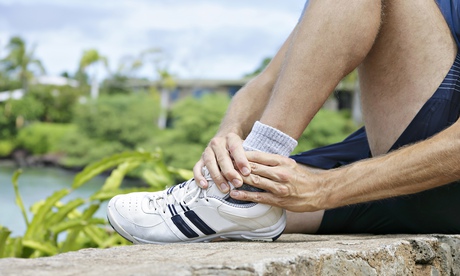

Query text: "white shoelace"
[148, 179, 209, 214]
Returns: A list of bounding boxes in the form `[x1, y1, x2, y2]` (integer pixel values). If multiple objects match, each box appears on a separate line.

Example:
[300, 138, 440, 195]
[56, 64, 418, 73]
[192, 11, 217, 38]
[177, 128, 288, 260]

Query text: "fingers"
[200, 134, 248, 192]
[192, 160, 208, 189]
[229, 189, 278, 207]
[201, 145, 231, 192]
[194, 133, 250, 193]
[241, 170, 291, 197]
[227, 133, 251, 176]
[245, 151, 283, 166]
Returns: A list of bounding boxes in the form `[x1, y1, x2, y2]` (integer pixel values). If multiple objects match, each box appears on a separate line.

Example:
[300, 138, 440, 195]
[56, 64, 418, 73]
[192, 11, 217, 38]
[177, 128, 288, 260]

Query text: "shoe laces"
[148, 177, 209, 214]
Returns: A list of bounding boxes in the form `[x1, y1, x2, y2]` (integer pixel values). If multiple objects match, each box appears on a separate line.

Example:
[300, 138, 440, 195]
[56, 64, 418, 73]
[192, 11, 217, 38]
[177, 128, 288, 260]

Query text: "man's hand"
[229, 151, 328, 212]
[193, 133, 251, 193]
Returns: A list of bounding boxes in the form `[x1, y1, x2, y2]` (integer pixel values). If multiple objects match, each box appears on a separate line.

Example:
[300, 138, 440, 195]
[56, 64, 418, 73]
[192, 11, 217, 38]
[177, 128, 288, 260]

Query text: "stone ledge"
[0, 234, 459, 275]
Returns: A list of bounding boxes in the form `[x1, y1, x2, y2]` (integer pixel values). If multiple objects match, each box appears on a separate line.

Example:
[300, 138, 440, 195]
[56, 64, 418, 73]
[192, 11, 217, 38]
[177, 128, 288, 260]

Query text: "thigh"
[360, 0, 457, 156]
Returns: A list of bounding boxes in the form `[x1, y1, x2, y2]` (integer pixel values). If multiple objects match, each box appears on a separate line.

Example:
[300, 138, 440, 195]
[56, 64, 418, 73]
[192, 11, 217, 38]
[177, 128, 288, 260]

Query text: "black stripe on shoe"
[167, 204, 175, 216]
[179, 203, 187, 212]
[171, 214, 199, 238]
[184, 210, 216, 235]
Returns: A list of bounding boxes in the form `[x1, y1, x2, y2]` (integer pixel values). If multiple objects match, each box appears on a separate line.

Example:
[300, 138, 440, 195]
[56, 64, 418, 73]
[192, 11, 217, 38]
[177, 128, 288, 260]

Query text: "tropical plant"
[0, 96, 45, 138]
[77, 49, 109, 99]
[120, 48, 176, 129]
[0, 36, 45, 92]
[27, 85, 82, 123]
[0, 150, 192, 258]
[16, 123, 75, 155]
[59, 93, 158, 163]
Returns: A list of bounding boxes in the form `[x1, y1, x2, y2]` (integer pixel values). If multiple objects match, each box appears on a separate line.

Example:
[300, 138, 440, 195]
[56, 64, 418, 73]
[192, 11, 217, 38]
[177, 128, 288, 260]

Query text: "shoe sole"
[107, 205, 286, 244]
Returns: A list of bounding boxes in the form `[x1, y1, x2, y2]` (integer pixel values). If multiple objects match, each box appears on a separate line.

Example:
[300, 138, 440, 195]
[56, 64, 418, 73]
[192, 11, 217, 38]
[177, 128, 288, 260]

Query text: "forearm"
[216, 28, 297, 139]
[322, 120, 460, 209]
[216, 75, 273, 138]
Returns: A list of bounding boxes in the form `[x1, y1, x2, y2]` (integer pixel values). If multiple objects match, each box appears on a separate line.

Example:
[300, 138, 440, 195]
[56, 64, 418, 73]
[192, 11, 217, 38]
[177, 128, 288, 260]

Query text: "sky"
[0, 0, 306, 80]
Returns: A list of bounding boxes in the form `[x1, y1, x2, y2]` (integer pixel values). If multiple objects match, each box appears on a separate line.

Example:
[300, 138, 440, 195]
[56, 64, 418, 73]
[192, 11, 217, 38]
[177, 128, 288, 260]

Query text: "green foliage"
[0, 73, 21, 91]
[0, 85, 81, 142]
[27, 85, 82, 123]
[149, 93, 230, 169]
[74, 94, 158, 147]
[100, 74, 131, 95]
[0, 97, 44, 139]
[58, 94, 160, 167]
[0, 150, 192, 258]
[170, 94, 229, 144]
[16, 123, 75, 155]
[294, 109, 358, 154]
[0, 139, 15, 157]
[58, 133, 125, 168]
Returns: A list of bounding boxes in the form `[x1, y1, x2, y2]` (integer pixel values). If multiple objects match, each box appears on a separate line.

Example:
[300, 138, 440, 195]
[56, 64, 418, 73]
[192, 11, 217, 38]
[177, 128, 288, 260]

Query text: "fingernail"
[232, 179, 242, 187]
[242, 167, 250, 176]
[230, 191, 239, 197]
[199, 180, 207, 188]
[220, 183, 228, 192]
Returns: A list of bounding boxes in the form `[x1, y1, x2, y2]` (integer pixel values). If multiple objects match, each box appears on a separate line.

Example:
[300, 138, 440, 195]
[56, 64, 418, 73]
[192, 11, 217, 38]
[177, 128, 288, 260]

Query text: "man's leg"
[360, 0, 456, 156]
[258, 0, 383, 139]
[279, 0, 457, 233]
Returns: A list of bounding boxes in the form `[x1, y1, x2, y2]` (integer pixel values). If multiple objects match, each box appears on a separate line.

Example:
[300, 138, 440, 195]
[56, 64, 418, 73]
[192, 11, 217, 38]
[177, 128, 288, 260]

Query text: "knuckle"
[277, 185, 289, 197]
[201, 148, 212, 159]
[277, 171, 290, 182]
[209, 137, 222, 148]
[227, 143, 240, 153]
[254, 193, 264, 202]
[252, 174, 261, 184]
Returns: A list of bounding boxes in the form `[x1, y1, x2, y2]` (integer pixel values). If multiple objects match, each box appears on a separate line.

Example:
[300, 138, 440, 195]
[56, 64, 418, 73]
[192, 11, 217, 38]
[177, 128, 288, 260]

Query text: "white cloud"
[0, 0, 305, 79]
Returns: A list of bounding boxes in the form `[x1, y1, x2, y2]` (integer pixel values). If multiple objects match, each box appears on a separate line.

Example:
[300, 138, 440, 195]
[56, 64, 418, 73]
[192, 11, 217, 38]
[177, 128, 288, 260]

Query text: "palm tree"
[77, 49, 109, 99]
[139, 49, 176, 128]
[0, 36, 45, 92]
[122, 48, 176, 128]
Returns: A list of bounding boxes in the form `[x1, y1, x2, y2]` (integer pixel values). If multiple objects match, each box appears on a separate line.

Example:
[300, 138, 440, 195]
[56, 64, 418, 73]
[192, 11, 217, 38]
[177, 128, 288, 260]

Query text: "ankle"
[243, 121, 298, 156]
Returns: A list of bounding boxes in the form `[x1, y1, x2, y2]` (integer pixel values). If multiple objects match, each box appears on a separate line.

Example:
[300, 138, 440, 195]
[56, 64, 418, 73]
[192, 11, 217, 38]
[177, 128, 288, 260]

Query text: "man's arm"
[323, 119, 460, 209]
[193, 28, 297, 191]
[230, 119, 460, 212]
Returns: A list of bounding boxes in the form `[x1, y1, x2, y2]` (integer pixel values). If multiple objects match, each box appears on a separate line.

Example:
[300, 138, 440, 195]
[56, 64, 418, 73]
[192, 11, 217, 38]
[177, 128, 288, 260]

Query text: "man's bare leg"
[276, 0, 456, 234]
[360, 0, 456, 156]
[260, 0, 382, 139]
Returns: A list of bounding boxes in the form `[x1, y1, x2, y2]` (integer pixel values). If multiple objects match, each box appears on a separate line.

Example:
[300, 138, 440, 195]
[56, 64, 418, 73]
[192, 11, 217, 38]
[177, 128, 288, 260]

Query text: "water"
[0, 165, 144, 236]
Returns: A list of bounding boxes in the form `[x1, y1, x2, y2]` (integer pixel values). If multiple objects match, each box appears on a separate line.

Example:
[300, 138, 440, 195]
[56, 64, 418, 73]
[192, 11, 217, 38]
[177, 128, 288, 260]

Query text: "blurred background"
[0, 0, 360, 238]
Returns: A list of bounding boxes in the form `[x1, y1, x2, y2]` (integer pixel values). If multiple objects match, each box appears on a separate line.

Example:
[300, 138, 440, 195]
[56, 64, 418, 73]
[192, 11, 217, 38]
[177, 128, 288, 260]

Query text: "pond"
[0, 165, 144, 236]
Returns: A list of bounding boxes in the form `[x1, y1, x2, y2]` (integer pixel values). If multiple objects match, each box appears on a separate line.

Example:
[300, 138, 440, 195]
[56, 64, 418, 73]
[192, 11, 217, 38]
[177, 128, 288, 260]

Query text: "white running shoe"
[107, 169, 286, 244]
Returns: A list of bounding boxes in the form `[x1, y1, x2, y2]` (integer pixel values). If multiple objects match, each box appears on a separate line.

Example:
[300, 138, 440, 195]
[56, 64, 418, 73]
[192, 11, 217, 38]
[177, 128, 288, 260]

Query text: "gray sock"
[243, 121, 298, 156]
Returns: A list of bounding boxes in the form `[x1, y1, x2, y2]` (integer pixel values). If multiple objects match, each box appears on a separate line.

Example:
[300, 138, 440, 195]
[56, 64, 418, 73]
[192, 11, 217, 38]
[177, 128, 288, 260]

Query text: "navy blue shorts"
[290, 53, 460, 234]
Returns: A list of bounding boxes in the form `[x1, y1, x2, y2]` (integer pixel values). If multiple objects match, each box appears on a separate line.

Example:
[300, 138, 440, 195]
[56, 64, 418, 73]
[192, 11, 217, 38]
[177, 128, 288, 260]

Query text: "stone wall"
[0, 234, 459, 275]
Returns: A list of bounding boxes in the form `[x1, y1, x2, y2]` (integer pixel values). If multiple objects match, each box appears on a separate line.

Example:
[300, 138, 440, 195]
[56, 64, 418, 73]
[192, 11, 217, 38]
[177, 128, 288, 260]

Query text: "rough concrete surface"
[0, 234, 459, 275]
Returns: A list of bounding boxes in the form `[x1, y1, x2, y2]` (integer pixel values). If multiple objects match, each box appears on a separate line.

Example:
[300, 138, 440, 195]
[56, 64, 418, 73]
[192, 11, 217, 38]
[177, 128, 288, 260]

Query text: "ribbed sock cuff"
[243, 121, 298, 156]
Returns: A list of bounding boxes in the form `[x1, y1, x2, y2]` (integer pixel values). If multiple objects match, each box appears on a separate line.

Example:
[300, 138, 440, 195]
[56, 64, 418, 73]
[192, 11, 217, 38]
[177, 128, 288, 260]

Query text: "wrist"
[216, 125, 244, 138]
[315, 168, 344, 210]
